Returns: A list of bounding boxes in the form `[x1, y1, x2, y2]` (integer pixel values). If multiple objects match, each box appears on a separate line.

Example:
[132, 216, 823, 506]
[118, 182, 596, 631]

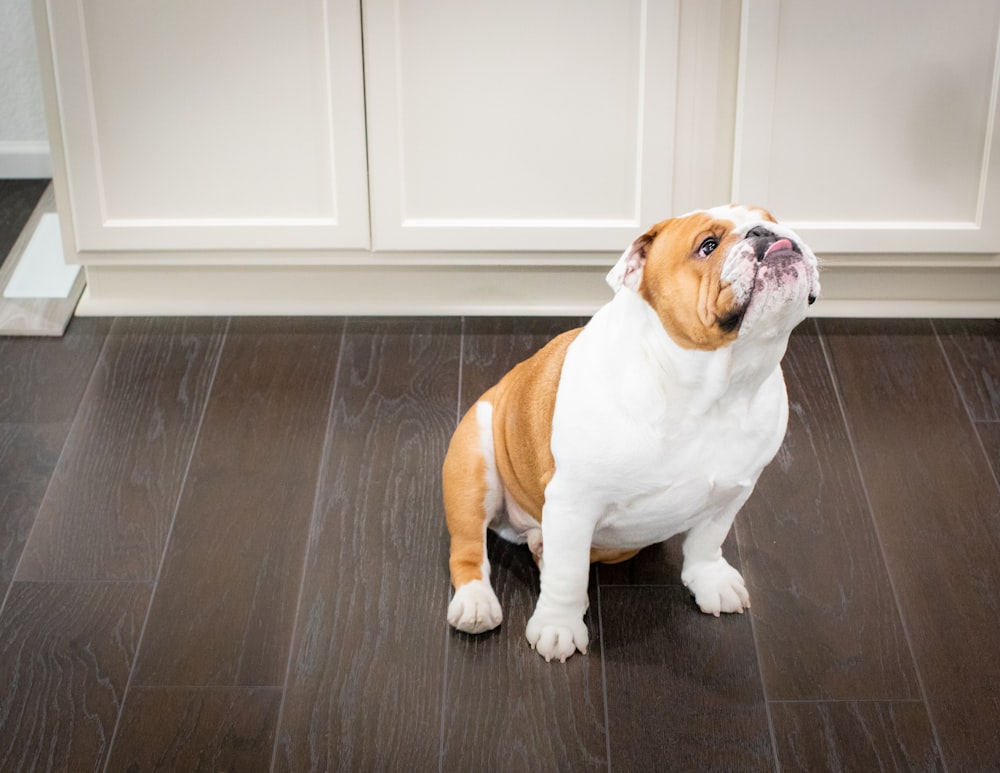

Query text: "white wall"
[0, 0, 50, 177]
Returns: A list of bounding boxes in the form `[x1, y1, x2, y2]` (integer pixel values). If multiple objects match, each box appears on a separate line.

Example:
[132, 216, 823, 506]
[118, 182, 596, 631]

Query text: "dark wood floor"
[2, 189, 1000, 771]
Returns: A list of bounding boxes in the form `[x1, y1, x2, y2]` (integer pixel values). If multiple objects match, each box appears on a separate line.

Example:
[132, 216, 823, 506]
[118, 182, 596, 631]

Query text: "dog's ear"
[606, 227, 659, 292]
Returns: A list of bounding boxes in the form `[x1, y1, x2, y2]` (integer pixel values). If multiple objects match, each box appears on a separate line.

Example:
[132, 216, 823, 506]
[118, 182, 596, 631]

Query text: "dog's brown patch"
[638, 213, 747, 351]
[442, 327, 583, 590]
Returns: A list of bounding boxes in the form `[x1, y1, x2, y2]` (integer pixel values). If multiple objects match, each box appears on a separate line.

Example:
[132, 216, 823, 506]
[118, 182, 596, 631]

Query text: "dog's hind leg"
[443, 400, 503, 634]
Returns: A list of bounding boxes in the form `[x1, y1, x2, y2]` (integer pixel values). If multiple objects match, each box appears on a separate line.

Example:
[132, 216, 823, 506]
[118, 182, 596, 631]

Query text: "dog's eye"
[697, 237, 718, 258]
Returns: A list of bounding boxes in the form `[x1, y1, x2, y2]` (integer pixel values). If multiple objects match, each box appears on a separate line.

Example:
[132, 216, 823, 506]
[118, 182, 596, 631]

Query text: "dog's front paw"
[525, 612, 588, 662]
[448, 580, 502, 634]
[681, 559, 750, 617]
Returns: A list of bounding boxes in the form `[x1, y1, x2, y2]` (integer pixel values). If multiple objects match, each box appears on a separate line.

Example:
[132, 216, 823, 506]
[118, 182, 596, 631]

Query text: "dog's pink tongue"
[765, 238, 794, 258]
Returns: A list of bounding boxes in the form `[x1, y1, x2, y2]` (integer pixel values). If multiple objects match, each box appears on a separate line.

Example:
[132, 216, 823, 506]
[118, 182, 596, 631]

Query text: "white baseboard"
[74, 262, 1000, 318]
[0, 141, 52, 178]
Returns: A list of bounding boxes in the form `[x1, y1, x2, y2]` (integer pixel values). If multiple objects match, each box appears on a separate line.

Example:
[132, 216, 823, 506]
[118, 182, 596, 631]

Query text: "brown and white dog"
[442, 205, 820, 662]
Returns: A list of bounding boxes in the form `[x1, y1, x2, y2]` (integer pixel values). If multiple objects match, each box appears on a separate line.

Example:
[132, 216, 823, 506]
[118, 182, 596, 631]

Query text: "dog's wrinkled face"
[607, 205, 821, 350]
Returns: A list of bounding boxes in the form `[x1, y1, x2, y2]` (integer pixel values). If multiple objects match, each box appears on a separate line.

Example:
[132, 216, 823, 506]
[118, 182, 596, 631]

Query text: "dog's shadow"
[451, 533, 750, 671]
[453, 532, 736, 660]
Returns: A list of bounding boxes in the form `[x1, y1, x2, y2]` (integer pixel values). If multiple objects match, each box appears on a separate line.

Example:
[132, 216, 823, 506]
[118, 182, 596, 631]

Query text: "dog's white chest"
[585, 411, 776, 548]
[547, 293, 789, 549]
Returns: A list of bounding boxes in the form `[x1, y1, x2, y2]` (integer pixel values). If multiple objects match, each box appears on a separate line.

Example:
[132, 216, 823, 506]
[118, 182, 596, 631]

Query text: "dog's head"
[607, 205, 820, 350]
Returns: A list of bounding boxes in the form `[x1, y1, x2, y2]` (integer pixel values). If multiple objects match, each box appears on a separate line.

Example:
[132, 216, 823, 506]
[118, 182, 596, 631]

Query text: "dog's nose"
[748, 227, 799, 264]
[747, 226, 776, 263]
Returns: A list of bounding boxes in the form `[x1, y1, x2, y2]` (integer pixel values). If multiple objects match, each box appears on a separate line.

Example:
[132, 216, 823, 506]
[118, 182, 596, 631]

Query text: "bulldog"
[442, 204, 820, 662]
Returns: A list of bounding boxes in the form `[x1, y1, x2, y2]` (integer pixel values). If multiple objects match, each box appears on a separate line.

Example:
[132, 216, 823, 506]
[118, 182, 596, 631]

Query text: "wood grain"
[600, 585, 773, 772]
[133, 319, 343, 687]
[15, 318, 227, 582]
[273, 318, 460, 772]
[105, 687, 281, 772]
[821, 318, 1000, 770]
[457, 316, 585, 410]
[933, 318, 1000, 421]
[0, 581, 150, 772]
[442, 532, 607, 769]
[735, 323, 919, 701]
[4, 313, 999, 769]
[0, 316, 110, 424]
[770, 701, 942, 772]
[0, 423, 66, 588]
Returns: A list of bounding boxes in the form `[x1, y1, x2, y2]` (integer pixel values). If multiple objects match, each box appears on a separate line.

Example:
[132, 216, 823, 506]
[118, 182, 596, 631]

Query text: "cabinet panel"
[364, 0, 678, 251]
[735, 0, 1000, 253]
[45, 0, 370, 252]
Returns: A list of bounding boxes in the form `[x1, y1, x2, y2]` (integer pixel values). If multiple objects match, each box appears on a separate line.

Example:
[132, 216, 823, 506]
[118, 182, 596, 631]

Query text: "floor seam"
[815, 318, 949, 773]
[0, 320, 113, 617]
[268, 318, 348, 773]
[930, 320, 1000, 497]
[101, 316, 231, 773]
[437, 315, 465, 772]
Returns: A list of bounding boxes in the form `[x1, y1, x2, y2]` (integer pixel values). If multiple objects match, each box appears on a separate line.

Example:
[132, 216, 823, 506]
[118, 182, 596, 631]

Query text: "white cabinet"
[41, 0, 682, 256]
[41, 0, 370, 252]
[735, 0, 1000, 254]
[34, 0, 1000, 316]
[363, 0, 677, 251]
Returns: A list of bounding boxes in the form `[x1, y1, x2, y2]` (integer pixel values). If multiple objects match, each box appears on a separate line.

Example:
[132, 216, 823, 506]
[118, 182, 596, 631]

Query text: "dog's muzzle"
[745, 226, 817, 305]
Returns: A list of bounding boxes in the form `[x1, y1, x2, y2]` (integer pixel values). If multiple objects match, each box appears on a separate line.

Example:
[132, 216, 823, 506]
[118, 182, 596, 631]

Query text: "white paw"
[448, 580, 503, 634]
[525, 612, 589, 662]
[681, 559, 750, 617]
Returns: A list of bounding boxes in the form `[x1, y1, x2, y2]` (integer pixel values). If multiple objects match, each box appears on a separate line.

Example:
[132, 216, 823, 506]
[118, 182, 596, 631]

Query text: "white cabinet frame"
[362, 0, 680, 251]
[734, 0, 1000, 254]
[41, 0, 371, 252]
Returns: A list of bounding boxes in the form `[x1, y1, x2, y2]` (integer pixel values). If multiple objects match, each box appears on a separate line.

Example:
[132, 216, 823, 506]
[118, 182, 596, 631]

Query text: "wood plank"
[458, 316, 585, 404]
[821, 318, 1000, 770]
[441, 315, 606, 769]
[442, 535, 607, 770]
[600, 585, 773, 772]
[934, 319, 1000, 421]
[0, 581, 150, 772]
[133, 319, 343, 687]
[770, 701, 942, 772]
[105, 687, 281, 772]
[0, 316, 110, 424]
[273, 318, 460, 772]
[15, 318, 227, 582]
[0, 423, 65, 588]
[735, 323, 919, 701]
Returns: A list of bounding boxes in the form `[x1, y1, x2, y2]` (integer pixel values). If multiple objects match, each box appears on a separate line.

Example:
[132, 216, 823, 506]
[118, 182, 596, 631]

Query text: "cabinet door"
[363, 0, 678, 251]
[43, 0, 370, 252]
[734, 0, 1000, 253]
